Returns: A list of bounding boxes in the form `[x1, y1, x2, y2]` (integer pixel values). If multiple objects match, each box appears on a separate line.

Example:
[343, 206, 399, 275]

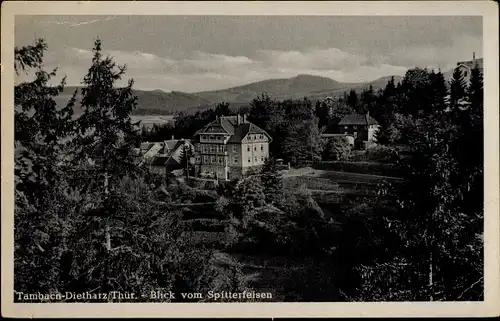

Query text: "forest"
[14, 38, 483, 302]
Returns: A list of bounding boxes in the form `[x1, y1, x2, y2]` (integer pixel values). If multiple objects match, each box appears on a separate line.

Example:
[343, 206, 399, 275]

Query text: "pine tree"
[372, 77, 399, 146]
[14, 38, 77, 293]
[247, 93, 277, 133]
[449, 67, 467, 111]
[69, 38, 141, 296]
[215, 102, 232, 116]
[361, 85, 376, 115]
[314, 100, 330, 129]
[399, 68, 432, 117]
[429, 70, 448, 112]
[260, 158, 284, 205]
[346, 89, 359, 113]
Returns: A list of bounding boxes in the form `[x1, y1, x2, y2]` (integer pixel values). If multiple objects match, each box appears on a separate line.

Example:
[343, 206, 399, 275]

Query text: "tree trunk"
[428, 250, 433, 301]
[103, 170, 111, 300]
[104, 171, 111, 251]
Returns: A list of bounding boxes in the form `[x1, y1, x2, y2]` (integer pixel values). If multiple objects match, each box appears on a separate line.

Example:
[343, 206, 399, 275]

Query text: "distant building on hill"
[337, 112, 379, 150]
[456, 52, 483, 85]
[192, 114, 272, 181]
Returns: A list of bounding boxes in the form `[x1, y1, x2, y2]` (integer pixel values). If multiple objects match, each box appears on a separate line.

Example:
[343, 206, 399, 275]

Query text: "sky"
[15, 15, 483, 92]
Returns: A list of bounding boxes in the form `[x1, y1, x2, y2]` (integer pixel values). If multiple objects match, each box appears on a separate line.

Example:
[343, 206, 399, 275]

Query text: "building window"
[261, 144, 263, 151]
[254, 146, 256, 151]
[217, 136, 221, 140]
[196, 156, 201, 162]
[261, 156, 264, 162]
[353, 125, 357, 129]
[234, 157, 238, 164]
[210, 146, 214, 153]
[255, 156, 257, 162]
[222, 145, 227, 152]
[260, 135, 263, 139]
[248, 158, 251, 163]
[247, 146, 250, 152]
[233, 145, 237, 152]
[209, 135, 214, 140]
[203, 156, 208, 163]
[210, 156, 215, 163]
[354, 131, 358, 138]
[218, 157, 223, 164]
[203, 146, 208, 153]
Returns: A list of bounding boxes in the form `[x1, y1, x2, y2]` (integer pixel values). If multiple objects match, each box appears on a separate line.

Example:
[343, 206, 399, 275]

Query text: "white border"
[2, 1, 499, 318]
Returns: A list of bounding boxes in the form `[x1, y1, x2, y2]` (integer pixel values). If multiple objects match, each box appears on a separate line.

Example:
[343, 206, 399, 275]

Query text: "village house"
[138, 137, 194, 175]
[456, 52, 483, 85]
[192, 114, 272, 181]
[337, 112, 379, 150]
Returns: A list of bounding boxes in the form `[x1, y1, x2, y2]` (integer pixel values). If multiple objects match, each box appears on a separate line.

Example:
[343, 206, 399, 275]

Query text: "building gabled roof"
[457, 58, 484, 71]
[150, 156, 170, 166]
[193, 115, 272, 143]
[338, 113, 378, 126]
[164, 139, 185, 153]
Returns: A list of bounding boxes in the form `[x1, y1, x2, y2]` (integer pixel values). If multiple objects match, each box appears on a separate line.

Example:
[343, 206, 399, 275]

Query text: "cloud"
[39, 17, 117, 28]
[33, 45, 414, 92]
[385, 34, 483, 71]
[258, 48, 366, 71]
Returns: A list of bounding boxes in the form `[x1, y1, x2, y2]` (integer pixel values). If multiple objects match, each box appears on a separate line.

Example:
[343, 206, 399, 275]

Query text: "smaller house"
[139, 138, 194, 174]
[337, 113, 379, 150]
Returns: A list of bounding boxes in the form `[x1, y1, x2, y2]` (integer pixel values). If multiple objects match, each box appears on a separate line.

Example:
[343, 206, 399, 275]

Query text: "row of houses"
[139, 53, 482, 180]
[139, 111, 377, 180]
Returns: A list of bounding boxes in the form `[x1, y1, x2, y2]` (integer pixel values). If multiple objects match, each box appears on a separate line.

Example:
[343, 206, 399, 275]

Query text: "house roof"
[140, 142, 155, 151]
[457, 58, 484, 71]
[193, 115, 271, 143]
[164, 139, 185, 153]
[150, 156, 169, 166]
[338, 113, 378, 126]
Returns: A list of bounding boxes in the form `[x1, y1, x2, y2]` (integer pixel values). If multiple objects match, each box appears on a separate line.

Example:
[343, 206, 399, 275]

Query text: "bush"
[183, 218, 227, 232]
[347, 146, 399, 163]
[322, 136, 351, 161]
[365, 146, 399, 163]
[313, 161, 401, 177]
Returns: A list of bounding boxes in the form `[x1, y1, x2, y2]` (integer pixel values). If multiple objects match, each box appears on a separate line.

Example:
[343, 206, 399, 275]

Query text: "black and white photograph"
[2, 1, 499, 318]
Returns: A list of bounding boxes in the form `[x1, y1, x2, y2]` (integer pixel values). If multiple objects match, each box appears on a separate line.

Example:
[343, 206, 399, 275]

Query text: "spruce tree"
[215, 101, 232, 116]
[261, 158, 284, 205]
[14, 38, 77, 293]
[429, 70, 448, 112]
[361, 85, 376, 115]
[346, 89, 359, 113]
[69, 38, 140, 296]
[449, 67, 467, 111]
[314, 100, 330, 130]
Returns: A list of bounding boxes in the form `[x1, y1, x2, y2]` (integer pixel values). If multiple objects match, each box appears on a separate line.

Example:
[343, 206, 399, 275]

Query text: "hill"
[54, 74, 403, 116]
[54, 87, 213, 116]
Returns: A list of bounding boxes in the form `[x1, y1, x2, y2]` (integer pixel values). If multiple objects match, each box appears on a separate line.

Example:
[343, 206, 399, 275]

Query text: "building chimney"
[473, 52, 476, 61]
[171, 135, 174, 140]
[237, 114, 241, 125]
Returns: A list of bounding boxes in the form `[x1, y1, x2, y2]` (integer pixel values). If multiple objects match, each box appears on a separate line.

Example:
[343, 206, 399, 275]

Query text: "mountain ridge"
[55, 74, 404, 115]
